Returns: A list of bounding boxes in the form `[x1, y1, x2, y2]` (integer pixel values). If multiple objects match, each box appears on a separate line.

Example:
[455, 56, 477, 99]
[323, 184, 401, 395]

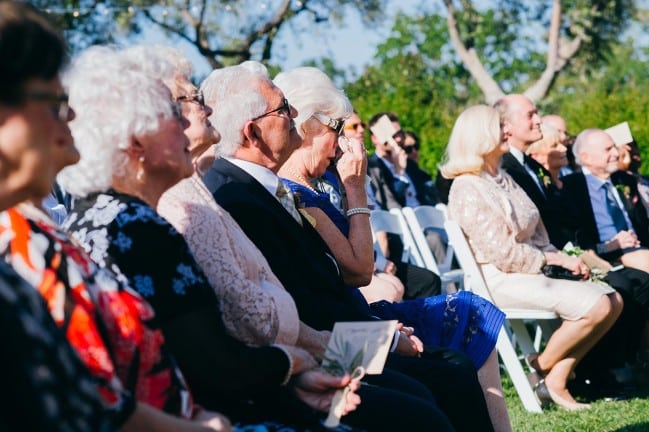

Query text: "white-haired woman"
[58, 46, 360, 430]
[275, 67, 511, 432]
[442, 104, 623, 411]
[140, 56, 330, 354]
[526, 123, 568, 188]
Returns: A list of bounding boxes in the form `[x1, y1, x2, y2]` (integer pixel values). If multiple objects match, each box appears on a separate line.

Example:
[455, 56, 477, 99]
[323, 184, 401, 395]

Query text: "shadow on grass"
[613, 423, 649, 432]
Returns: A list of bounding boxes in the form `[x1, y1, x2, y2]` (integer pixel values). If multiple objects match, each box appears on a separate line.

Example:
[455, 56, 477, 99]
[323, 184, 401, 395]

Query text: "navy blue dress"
[285, 178, 505, 368]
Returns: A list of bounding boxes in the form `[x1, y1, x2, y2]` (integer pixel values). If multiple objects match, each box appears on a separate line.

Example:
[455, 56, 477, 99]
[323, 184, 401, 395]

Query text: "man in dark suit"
[561, 129, 649, 270]
[200, 62, 494, 431]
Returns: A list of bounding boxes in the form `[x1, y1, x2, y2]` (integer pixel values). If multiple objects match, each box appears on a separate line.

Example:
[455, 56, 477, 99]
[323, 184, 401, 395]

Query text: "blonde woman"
[441, 105, 623, 411]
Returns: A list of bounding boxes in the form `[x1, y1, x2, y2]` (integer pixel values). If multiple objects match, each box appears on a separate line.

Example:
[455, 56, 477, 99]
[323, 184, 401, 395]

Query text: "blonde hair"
[439, 105, 502, 179]
[526, 123, 561, 155]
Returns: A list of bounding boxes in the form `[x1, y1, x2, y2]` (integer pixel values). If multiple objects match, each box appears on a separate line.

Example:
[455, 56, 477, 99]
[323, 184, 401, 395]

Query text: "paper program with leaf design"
[322, 320, 398, 429]
[323, 320, 397, 376]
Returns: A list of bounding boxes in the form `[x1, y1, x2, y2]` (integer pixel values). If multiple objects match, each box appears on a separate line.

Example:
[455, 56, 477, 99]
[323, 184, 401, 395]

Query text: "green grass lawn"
[503, 374, 649, 431]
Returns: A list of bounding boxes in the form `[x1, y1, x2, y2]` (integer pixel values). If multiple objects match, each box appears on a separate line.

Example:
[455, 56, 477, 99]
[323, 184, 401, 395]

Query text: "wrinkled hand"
[193, 409, 232, 432]
[336, 137, 368, 189]
[610, 230, 641, 250]
[395, 323, 423, 356]
[291, 369, 361, 414]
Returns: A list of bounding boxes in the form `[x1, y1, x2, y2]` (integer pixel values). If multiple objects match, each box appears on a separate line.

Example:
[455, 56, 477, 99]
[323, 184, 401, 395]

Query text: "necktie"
[276, 181, 303, 226]
[603, 183, 628, 232]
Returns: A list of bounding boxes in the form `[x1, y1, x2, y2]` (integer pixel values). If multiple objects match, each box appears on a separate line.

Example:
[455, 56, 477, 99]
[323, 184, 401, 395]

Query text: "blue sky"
[138, 0, 427, 79]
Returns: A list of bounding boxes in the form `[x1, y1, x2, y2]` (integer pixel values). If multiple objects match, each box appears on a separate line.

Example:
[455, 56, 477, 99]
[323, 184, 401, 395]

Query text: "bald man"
[560, 129, 649, 273]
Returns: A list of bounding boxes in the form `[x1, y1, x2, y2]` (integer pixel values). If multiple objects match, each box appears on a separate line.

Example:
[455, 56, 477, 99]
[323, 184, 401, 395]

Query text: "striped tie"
[276, 181, 303, 226]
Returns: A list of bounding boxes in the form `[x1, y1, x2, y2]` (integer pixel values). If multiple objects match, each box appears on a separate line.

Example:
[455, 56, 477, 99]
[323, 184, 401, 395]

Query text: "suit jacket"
[501, 152, 571, 248]
[202, 158, 375, 330]
[559, 170, 649, 251]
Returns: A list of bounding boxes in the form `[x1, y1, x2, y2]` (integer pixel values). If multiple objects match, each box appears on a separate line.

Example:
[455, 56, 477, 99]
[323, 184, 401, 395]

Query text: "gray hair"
[572, 128, 602, 166]
[273, 67, 352, 138]
[122, 44, 192, 98]
[200, 61, 270, 157]
[57, 45, 177, 197]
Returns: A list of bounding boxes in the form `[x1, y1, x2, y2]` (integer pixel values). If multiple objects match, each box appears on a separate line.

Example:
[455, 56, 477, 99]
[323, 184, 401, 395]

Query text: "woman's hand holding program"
[336, 137, 368, 190]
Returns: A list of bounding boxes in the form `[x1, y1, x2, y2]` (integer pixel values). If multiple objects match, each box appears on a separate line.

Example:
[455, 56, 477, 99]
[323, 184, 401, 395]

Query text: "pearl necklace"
[286, 167, 318, 194]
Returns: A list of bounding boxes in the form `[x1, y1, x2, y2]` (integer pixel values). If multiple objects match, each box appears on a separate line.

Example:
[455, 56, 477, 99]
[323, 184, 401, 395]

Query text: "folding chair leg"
[495, 328, 544, 413]
[509, 319, 537, 358]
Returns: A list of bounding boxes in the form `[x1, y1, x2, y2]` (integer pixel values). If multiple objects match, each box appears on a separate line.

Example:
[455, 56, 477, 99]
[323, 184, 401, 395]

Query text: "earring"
[136, 156, 145, 182]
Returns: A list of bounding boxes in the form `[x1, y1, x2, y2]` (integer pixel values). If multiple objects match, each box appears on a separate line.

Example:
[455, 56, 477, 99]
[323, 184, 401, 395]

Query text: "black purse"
[542, 264, 583, 281]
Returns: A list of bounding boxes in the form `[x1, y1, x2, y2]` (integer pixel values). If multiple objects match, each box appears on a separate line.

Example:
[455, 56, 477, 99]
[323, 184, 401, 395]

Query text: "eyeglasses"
[402, 145, 418, 154]
[344, 122, 366, 131]
[22, 90, 72, 122]
[314, 114, 345, 136]
[176, 90, 206, 108]
[252, 98, 291, 121]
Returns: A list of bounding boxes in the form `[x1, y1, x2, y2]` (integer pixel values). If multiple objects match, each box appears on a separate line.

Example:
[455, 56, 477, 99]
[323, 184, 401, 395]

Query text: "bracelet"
[346, 207, 371, 217]
[272, 344, 294, 386]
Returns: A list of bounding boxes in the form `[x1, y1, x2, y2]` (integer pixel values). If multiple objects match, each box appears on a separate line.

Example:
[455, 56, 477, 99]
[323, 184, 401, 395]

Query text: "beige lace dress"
[448, 171, 614, 320]
[158, 173, 300, 346]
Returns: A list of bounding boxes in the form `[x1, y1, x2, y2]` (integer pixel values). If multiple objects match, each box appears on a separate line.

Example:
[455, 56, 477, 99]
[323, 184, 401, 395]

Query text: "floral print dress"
[0, 203, 193, 419]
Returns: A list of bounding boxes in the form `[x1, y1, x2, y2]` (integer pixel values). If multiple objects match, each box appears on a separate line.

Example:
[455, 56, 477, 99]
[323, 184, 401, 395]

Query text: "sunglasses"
[314, 114, 345, 136]
[344, 122, 366, 131]
[176, 90, 206, 108]
[402, 145, 418, 154]
[22, 90, 72, 122]
[252, 98, 291, 121]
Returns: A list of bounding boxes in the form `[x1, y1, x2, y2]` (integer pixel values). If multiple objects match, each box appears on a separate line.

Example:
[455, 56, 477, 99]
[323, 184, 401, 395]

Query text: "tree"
[34, 0, 386, 69]
[442, 0, 636, 103]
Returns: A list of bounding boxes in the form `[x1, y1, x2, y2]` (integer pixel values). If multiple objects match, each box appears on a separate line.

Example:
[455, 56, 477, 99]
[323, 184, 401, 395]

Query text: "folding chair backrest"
[370, 209, 424, 267]
[443, 220, 492, 299]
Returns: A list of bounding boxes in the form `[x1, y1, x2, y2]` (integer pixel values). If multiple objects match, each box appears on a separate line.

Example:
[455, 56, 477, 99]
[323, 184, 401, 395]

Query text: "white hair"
[200, 61, 270, 157]
[58, 45, 177, 197]
[122, 44, 193, 98]
[273, 67, 352, 138]
[572, 128, 602, 166]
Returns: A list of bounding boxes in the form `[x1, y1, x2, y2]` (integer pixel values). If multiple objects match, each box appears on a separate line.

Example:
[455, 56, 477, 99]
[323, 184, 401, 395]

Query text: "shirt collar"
[509, 147, 525, 165]
[225, 157, 281, 197]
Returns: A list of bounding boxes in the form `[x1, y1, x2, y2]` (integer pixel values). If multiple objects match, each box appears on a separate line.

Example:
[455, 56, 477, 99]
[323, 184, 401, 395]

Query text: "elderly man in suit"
[561, 129, 649, 273]
[200, 62, 495, 432]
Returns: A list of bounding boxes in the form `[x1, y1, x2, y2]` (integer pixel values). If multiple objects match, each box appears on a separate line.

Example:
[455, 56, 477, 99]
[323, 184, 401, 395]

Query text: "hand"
[291, 369, 361, 414]
[610, 230, 641, 250]
[193, 409, 232, 432]
[383, 259, 397, 275]
[336, 137, 368, 190]
[386, 143, 407, 176]
[559, 254, 590, 278]
[395, 323, 423, 356]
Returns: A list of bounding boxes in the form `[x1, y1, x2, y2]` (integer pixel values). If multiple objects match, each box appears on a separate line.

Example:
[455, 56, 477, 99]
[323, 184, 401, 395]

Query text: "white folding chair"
[402, 206, 464, 292]
[444, 219, 558, 413]
[369, 208, 424, 267]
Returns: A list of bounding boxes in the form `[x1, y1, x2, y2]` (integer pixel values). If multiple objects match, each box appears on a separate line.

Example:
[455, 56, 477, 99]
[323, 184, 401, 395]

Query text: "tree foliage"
[34, 0, 387, 69]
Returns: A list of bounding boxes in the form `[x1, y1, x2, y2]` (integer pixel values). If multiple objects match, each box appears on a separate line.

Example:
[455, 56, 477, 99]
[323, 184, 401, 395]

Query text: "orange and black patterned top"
[0, 203, 193, 419]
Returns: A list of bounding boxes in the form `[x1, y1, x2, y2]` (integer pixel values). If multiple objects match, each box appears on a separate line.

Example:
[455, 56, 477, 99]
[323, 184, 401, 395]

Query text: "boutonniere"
[615, 184, 632, 201]
[537, 168, 551, 188]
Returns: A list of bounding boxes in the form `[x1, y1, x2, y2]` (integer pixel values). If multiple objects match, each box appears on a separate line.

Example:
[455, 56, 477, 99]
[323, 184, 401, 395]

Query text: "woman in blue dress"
[275, 67, 511, 432]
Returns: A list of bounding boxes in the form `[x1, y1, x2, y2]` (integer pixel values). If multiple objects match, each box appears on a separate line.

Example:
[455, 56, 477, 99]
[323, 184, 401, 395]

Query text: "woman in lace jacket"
[145, 51, 326, 353]
[441, 104, 623, 411]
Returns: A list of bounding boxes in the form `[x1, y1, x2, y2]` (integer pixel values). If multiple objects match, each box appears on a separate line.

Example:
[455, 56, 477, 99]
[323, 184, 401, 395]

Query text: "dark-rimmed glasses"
[22, 90, 72, 122]
[252, 98, 291, 121]
[176, 91, 206, 108]
[314, 114, 345, 136]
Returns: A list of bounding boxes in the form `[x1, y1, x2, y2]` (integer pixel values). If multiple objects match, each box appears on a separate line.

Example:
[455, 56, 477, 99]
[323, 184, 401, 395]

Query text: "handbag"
[541, 264, 583, 281]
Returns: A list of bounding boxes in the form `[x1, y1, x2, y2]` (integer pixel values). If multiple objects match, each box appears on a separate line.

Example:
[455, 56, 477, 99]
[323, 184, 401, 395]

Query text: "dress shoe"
[535, 379, 591, 411]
